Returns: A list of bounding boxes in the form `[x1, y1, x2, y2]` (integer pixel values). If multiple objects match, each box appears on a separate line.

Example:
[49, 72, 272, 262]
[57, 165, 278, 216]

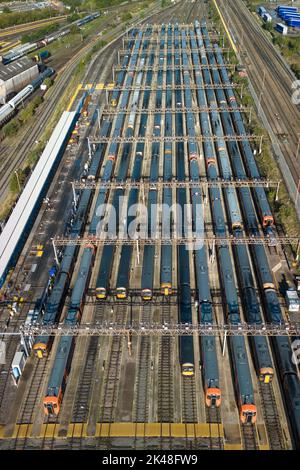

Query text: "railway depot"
[0, 0, 299, 453]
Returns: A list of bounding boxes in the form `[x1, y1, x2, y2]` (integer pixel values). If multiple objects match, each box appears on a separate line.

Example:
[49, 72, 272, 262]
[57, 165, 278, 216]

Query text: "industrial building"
[0, 57, 38, 104]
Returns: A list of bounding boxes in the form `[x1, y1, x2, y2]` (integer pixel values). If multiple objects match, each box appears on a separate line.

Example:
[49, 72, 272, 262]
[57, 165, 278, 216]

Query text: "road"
[216, 0, 300, 214]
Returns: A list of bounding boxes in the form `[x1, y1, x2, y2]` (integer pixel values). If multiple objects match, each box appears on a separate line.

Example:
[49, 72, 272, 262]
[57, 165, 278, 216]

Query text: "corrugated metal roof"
[0, 57, 36, 82]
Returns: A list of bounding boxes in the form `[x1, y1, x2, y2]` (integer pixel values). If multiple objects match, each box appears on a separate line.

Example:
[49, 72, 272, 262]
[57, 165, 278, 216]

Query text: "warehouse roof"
[0, 57, 36, 82]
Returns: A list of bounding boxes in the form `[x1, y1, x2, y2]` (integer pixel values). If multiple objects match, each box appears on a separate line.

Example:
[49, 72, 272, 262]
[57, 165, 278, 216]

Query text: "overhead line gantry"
[72, 178, 281, 191]
[2, 322, 300, 337]
[52, 235, 300, 247]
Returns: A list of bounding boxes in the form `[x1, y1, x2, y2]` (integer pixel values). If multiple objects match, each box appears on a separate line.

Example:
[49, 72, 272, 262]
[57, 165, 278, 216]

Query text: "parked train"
[141, 30, 163, 301]
[193, 21, 257, 423]
[43, 30, 148, 414]
[160, 25, 173, 297]
[198, 20, 300, 439]
[33, 117, 111, 357]
[0, 68, 54, 127]
[43, 244, 96, 414]
[1, 13, 100, 65]
[198, 26, 274, 385]
[174, 40, 195, 377]
[95, 28, 153, 300]
[182, 28, 221, 406]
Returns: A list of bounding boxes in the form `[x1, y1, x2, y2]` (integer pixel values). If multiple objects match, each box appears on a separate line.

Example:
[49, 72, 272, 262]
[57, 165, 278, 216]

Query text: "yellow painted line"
[259, 444, 270, 450]
[11, 425, 19, 439]
[224, 443, 243, 450]
[18, 424, 32, 438]
[67, 423, 75, 437]
[94, 423, 224, 438]
[0, 426, 5, 439]
[213, 0, 238, 54]
[39, 423, 58, 438]
[66, 84, 82, 112]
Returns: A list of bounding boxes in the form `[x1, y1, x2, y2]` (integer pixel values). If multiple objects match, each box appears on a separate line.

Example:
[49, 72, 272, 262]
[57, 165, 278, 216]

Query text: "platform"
[0, 422, 224, 440]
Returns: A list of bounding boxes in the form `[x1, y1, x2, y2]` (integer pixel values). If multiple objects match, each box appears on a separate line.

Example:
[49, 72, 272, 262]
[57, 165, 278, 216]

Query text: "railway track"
[157, 301, 174, 423]
[0, 1, 175, 203]
[16, 358, 49, 425]
[206, 407, 223, 450]
[0, 336, 20, 423]
[133, 304, 152, 422]
[98, 304, 127, 424]
[11, 358, 50, 450]
[241, 424, 258, 450]
[221, 0, 300, 185]
[181, 376, 197, 423]
[71, 304, 105, 423]
[259, 382, 285, 450]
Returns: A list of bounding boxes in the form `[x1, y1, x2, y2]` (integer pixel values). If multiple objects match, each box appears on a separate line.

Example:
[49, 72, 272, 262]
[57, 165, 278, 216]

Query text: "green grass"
[0, 8, 62, 29]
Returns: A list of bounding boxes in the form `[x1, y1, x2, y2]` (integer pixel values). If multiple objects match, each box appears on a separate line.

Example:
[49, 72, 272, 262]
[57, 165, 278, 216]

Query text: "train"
[193, 21, 257, 423]
[33, 115, 111, 357]
[32, 20, 300, 440]
[174, 36, 195, 377]
[201, 22, 300, 440]
[141, 29, 164, 301]
[160, 25, 173, 297]
[183, 28, 221, 407]
[95, 28, 155, 301]
[200, 27, 274, 385]
[43, 244, 96, 414]
[0, 67, 54, 127]
[43, 29, 154, 414]
[1, 13, 100, 65]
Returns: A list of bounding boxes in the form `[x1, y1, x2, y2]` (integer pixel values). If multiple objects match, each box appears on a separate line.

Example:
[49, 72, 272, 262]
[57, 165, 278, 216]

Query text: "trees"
[0, 8, 61, 30]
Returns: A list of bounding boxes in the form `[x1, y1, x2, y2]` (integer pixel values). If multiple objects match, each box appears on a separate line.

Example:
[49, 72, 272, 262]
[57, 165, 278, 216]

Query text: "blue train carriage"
[33, 188, 93, 357]
[141, 247, 155, 300]
[43, 243, 95, 414]
[95, 245, 114, 299]
[180, 335, 195, 376]
[201, 336, 221, 407]
[115, 246, 131, 299]
[141, 189, 157, 301]
[160, 192, 173, 296]
[194, 252, 221, 407]
[43, 334, 75, 415]
[231, 337, 257, 424]
[33, 246, 77, 357]
[179, 277, 194, 376]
